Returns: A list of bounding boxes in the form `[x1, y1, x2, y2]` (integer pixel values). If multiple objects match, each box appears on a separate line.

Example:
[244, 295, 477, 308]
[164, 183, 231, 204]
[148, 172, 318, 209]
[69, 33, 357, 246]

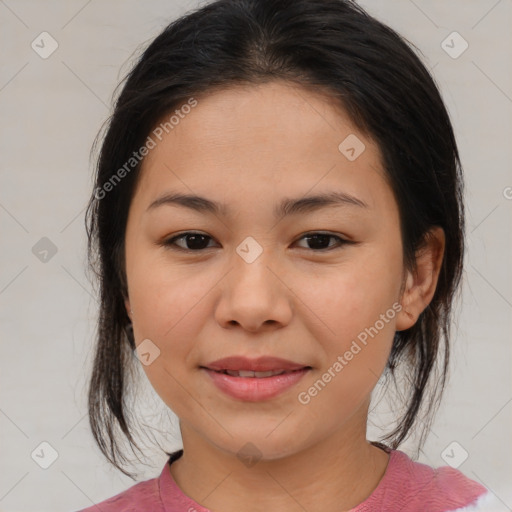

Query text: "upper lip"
[202, 356, 311, 372]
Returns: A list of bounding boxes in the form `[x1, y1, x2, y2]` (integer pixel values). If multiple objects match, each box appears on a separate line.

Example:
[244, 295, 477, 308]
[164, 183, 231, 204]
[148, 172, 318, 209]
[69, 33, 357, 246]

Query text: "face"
[123, 81, 408, 461]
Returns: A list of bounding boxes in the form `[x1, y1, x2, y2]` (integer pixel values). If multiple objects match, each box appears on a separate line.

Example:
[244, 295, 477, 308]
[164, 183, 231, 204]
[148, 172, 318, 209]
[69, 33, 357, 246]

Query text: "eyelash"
[161, 231, 355, 252]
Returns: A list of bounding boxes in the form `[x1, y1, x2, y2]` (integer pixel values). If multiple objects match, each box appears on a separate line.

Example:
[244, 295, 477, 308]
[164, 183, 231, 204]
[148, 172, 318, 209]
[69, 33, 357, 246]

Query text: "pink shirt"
[76, 447, 497, 512]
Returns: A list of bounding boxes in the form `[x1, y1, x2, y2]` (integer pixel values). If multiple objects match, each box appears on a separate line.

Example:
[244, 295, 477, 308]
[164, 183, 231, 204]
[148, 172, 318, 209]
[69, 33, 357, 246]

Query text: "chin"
[208, 426, 307, 464]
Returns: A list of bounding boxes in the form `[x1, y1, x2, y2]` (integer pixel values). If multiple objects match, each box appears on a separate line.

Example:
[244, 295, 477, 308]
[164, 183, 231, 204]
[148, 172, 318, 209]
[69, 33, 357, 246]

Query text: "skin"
[123, 81, 445, 512]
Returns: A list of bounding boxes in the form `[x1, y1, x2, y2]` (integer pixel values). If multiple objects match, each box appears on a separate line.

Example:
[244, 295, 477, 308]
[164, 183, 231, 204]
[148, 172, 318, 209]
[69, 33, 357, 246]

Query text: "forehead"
[149, 81, 368, 155]
[135, 81, 389, 211]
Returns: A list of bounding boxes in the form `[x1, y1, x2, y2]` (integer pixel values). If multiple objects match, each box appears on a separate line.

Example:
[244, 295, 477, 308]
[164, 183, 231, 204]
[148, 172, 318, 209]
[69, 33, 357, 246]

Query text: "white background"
[0, 1, 511, 511]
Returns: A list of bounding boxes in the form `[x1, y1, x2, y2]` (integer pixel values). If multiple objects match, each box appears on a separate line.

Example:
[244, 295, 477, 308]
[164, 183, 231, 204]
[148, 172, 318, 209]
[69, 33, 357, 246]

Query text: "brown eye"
[163, 232, 216, 251]
[161, 231, 354, 253]
[294, 232, 353, 251]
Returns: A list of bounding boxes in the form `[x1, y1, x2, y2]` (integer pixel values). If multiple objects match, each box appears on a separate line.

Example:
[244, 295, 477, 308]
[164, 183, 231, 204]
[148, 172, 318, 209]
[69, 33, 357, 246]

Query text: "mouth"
[201, 355, 311, 373]
[199, 356, 312, 401]
[202, 368, 310, 378]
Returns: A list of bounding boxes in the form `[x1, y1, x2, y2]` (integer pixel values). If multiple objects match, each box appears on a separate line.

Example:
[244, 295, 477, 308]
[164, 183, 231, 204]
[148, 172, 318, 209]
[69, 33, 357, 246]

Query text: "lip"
[203, 355, 309, 372]
[202, 367, 311, 401]
[200, 356, 312, 401]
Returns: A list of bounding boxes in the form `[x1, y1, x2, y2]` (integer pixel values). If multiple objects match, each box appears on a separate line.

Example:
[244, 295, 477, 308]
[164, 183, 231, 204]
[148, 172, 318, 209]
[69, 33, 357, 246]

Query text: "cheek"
[295, 277, 397, 421]
[300, 250, 401, 339]
[131, 268, 207, 339]
[127, 255, 220, 374]
[295, 250, 401, 397]
[128, 264, 213, 409]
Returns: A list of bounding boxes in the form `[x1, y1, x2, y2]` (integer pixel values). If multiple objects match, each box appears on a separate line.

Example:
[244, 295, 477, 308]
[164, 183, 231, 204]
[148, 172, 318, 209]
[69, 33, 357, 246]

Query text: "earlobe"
[124, 298, 132, 319]
[396, 272, 415, 331]
[395, 227, 445, 332]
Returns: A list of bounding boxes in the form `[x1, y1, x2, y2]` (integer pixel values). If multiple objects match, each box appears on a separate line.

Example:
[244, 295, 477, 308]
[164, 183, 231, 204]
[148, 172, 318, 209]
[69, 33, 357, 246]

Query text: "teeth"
[224, 369, 287, 378]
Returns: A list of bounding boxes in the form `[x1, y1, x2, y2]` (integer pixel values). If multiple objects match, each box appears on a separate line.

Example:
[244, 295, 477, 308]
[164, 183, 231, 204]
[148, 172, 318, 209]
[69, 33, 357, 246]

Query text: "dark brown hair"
[85, 0, 465, 478]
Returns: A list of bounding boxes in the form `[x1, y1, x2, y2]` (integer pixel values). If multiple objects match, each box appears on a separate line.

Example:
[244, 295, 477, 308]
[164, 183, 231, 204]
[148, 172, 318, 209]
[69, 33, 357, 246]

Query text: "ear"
[124, 297, 132, 320]
[395, 227, 445, 331]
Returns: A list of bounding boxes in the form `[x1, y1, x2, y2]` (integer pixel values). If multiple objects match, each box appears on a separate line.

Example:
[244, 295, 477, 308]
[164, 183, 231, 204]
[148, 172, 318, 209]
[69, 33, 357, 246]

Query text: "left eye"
[294, 232, 350, 251]
[162, 231, 353, 252]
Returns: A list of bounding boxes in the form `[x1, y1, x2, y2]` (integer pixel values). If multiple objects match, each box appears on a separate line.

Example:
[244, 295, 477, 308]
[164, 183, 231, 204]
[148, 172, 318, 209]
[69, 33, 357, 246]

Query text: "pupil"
[187, 234, 208, 250]
[307, 234, 330, 249]
[185, 234, 332, 250]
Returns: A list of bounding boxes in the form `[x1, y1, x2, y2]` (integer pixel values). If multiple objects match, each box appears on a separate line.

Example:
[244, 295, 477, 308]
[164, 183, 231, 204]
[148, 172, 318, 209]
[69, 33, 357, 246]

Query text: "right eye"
[162, 232, 217, 251]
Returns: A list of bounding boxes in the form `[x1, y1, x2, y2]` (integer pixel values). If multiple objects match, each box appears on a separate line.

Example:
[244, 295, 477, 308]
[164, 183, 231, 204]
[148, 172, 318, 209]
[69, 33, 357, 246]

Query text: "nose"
[214, 250, 293, 333]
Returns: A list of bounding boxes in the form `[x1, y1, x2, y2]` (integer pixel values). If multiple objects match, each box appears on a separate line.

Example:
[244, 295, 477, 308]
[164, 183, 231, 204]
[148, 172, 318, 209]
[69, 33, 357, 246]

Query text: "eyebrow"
[146, 190, 369, 218]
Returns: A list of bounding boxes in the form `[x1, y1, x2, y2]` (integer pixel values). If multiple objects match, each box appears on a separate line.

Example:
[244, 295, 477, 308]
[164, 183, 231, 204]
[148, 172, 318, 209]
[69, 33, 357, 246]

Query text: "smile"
[201, 367, 311, 401]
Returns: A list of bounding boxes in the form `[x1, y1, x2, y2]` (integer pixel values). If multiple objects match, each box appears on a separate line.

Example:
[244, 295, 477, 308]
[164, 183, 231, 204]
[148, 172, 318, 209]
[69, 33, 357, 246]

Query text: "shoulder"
[74, 471, 163, 512]
[376, 449, 499, 512]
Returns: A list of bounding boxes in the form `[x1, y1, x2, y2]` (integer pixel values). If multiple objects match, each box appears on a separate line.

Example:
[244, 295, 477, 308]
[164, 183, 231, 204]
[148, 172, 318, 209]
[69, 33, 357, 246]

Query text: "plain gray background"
[1, 1, 511, 511]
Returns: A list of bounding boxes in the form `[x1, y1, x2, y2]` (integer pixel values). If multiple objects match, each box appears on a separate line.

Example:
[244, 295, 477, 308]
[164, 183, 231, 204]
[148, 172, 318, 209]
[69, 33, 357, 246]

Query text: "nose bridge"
[215, 236, 292, 330]
[230, 236, 279, 298]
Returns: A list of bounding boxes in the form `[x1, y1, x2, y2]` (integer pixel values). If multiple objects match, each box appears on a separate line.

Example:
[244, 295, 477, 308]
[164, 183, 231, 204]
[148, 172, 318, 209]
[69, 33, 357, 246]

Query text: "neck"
[169, 412, 390, 512]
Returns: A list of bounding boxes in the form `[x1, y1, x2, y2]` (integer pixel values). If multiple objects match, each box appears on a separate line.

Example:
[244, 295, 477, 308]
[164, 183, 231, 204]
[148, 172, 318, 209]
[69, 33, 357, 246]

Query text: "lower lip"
[202, 368, 310, 401]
